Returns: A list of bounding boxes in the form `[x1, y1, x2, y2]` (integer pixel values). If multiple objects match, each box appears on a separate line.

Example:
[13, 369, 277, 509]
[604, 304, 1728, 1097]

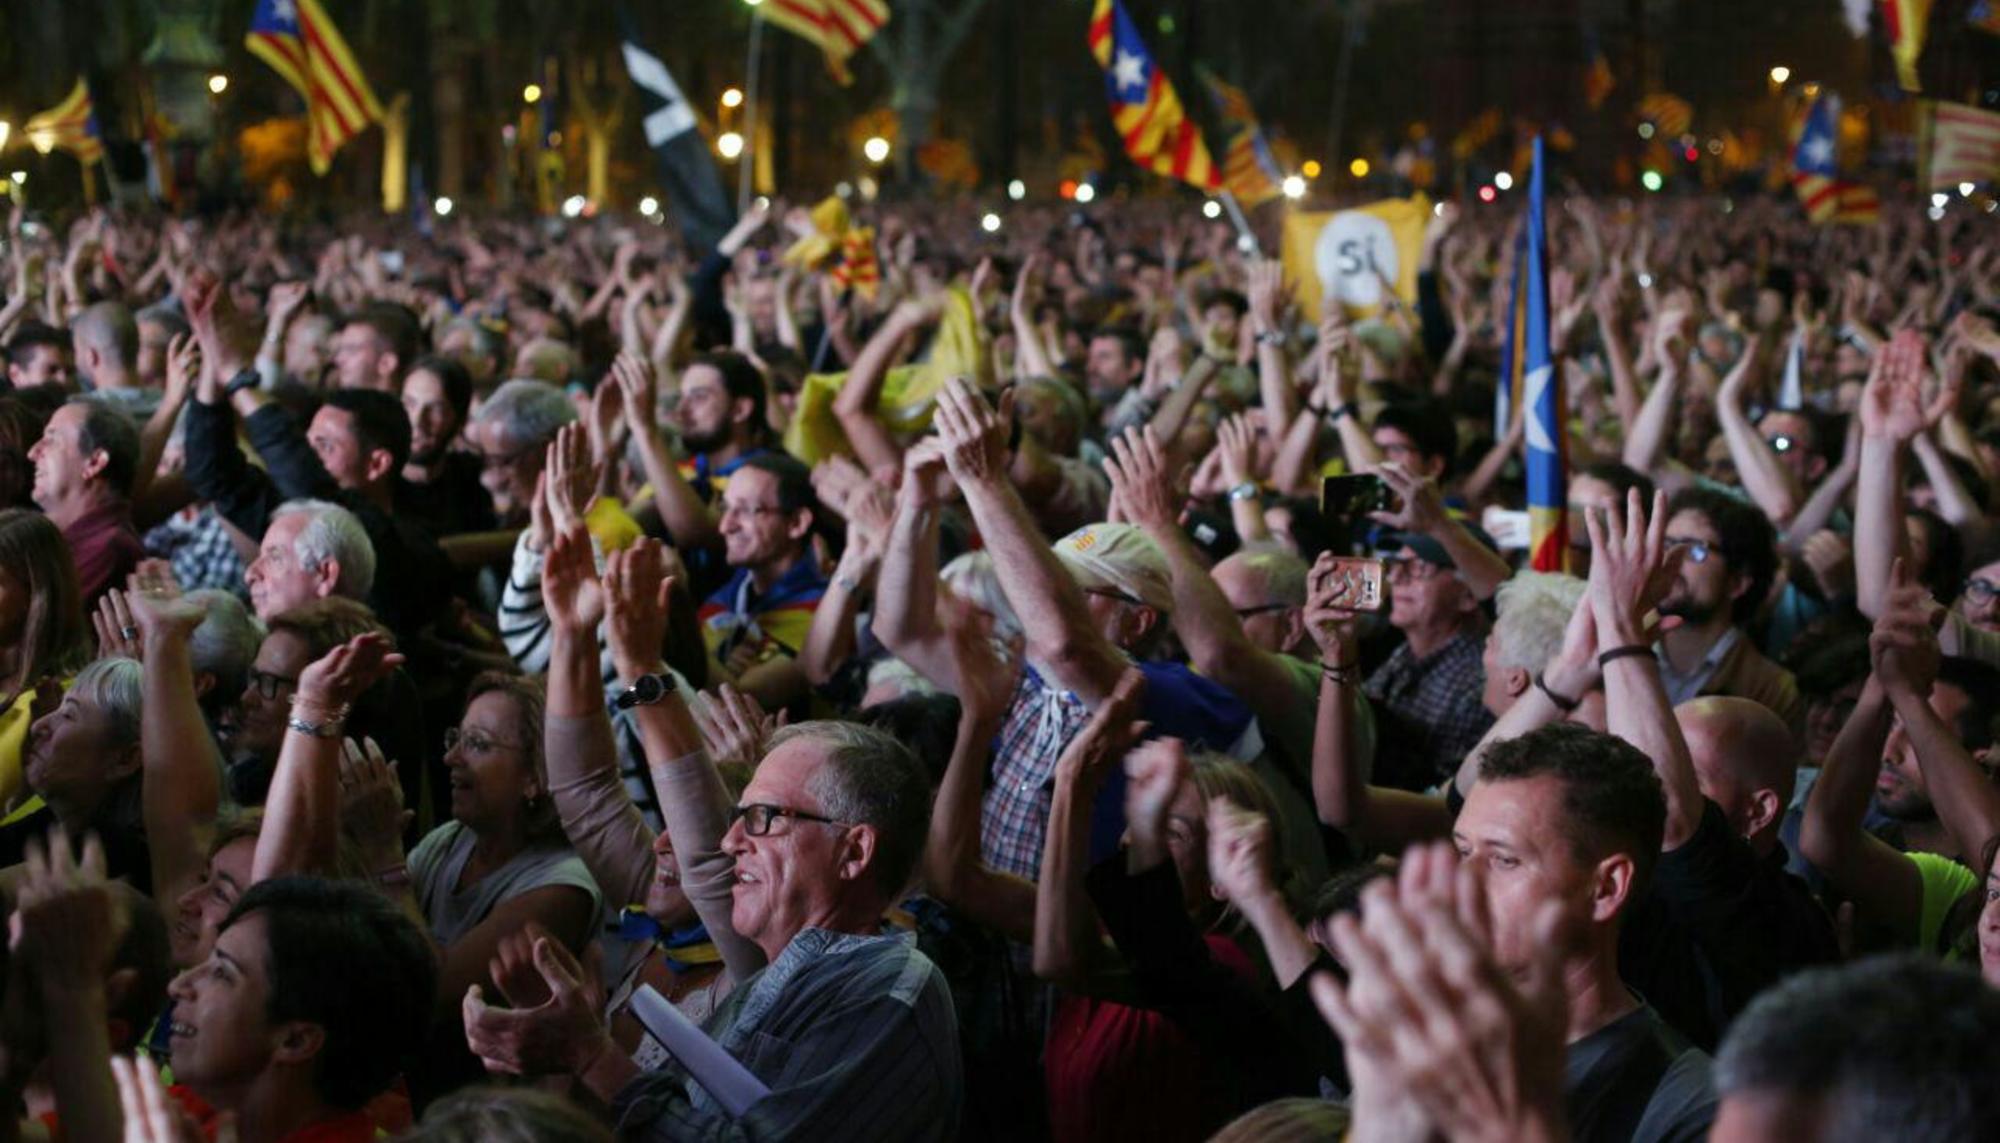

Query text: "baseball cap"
[1053, 523, 1174, 613]
[1384, 519, 1499, 570]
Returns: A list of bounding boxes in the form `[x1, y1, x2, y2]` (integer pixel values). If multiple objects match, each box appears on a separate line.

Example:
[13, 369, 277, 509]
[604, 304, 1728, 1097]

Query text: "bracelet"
[1596, 644, 1655, 669]
[1227, 481, 1261, 503]
[1320, 659, 1360, 686]
[287, 714, 346, 739]
[1534, 671, 1581, 713]
[832, 573, 865, 595]
[373, 864, 411, 889]
[1327, 401, 1358, 423]
[1305, 402, 1330, 418]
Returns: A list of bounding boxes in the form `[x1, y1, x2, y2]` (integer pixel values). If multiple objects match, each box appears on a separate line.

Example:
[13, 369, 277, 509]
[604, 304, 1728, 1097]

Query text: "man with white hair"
[243, 499, 377, 621]
[1483, 572, 1601, 725]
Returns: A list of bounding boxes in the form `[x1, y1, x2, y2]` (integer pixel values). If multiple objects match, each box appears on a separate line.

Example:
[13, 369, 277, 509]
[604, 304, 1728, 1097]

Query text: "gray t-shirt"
[1564, 1002, 1718, 1143]
[409, 821, 603, 945]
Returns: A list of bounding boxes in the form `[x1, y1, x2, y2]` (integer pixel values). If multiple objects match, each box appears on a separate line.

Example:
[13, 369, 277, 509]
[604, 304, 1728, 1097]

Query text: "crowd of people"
[0, 182, 1994, 1141]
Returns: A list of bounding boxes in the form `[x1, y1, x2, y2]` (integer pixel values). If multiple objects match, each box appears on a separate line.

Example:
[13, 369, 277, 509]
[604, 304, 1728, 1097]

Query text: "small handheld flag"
[1519, 137, 1566, 573]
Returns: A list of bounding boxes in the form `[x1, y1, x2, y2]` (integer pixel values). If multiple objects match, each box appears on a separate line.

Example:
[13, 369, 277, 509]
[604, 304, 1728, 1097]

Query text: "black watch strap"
[224, 368, 261, 395]
[614, 673, 676, 710]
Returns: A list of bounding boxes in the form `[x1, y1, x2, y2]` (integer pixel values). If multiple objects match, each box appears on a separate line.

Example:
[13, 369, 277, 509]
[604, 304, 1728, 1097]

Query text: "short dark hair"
[1091, 326, 1147, 368]
[1715, 955, 2000, 1138]
[342, 303, 421, 376]
[1578, 461, 1656, 509]
[1666, 486, 1778, 625]
[67, 397, 141, 495]
[692, 351, 770, 444]
[1477, 722, 1666, 899]
[325, 389, 413, 472]
[1371, 400, 1459, 479]
[1909, 506, 1965, 604]
[222, 877, 437, 1109]
[409, 354, 474, 422]
[1198, 288, 1248, 319]
[857, 692, 963, 787]
[5, 323, 68, 371]
[1938, 655, 2000, 751]
[738, 451, 818, 524]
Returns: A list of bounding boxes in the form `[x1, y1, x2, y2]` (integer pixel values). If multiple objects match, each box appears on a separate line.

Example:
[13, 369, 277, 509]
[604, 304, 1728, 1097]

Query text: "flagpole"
[1217, 189, 1259, 255]
[738, 11, 765, 215]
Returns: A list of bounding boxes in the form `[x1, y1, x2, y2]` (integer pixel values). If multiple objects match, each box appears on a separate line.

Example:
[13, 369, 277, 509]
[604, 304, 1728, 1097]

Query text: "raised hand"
[602, 538, 676, 680]
[1303, 552, 1365, 664]
[1215, 413, 1259, 490]
[1247, 258, 1284, 334]
[611, 350, 661, 439]
[544, 422, 601, 538]
[1102, 425, 1182, 533]
[463, 936, 611, 1078]
[162, 331, 202, 408]
[689, 684, 782, 776]
[1860, 329, 1930, 444]
[337, 737, 411, 859]
[1123, 736, 1191, 844]
[92, 587, 144, 662]
[266, 280, 311, 329]
[1715, 331, 1765, 409]
[900, 436, 955, 508]
[931, 377, 1013, 486]
[113, 1054, 224, 1143]
[295, 632, 404, 718]
[1053, 668, 1147, 798]
[14, 827, 127, 994]
[126, 564, 203, 639]
[541, 523, 606, 635]
[1870, 557, 1943, 702]
[1205, 797, 1278, 908]
[1581, 488, 1681, 648]
[1367, 461, 1449, 537]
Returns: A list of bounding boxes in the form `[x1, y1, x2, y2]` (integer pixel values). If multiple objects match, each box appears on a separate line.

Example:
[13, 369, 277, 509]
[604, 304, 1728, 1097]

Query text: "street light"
[1301, 159, 1322, 178]
[1347, 158, 1368, 178]
[523, 83, 542, 104]
[721, 88, 744, 109]
[1282, 175, 1307, 199]
[863, 136, 890, 164]
[717, 132, 744, 159]
[639, 196, 659, 215]
[1769, 65, 1791, 85]
[0, 122, 10, 153]
[1073, 182, 1096, 204]
[1203, 200, 1222, 219]
[981, 213, 1001, 233]
[1494, 171, 1514, 191]
[1007, 179, 1026, 201]
[434, 196, 453, 216]
[208, 74, 229, 95]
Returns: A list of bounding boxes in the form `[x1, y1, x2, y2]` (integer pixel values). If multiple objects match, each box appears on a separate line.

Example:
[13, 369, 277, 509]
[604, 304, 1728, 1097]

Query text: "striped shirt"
[612, 927, 962, 1142]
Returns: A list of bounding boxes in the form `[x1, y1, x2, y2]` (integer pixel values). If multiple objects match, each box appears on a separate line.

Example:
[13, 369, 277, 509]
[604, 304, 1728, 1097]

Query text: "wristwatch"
[1255, 329, 1288, 347]
[614, 673, 677, 710]
[224, 368, 261, 396]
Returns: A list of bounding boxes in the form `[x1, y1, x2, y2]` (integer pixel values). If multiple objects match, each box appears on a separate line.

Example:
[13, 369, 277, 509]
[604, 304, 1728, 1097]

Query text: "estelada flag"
[23, 78, 104, 164]
[1280, 194, 1431, 321]
[1920, 101, 2000, 191]
[244, 0, 383, 175]
[1088, 0, 1219, 191]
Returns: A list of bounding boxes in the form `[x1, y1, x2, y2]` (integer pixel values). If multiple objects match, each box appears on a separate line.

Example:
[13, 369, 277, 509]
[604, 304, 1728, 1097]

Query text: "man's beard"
[409, 440, 447, 467]
[683, 423, 730, 454]
[1658, 588, 1721, 627]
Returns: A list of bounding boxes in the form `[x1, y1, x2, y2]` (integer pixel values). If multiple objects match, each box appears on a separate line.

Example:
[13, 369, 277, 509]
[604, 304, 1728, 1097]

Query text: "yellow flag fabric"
[1281, 194, 1431, 321]
[783, 286, 990, 465]
[23, 79, 103, 163]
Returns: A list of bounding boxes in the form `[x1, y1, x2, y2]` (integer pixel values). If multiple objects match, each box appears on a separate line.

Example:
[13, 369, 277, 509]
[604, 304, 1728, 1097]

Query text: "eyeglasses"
[445, 726, 523, 757]
[1232, 602, 1290, 619]
[1383, 558, 1442, 584]
[719, 502, 788, 521]
[1084, 586, 1148, 607]
[245, 667, 299, 700]
[727, 802, 848, 836]
[1666, 536, 1719, 565]
[1965, 578, 2000, 603]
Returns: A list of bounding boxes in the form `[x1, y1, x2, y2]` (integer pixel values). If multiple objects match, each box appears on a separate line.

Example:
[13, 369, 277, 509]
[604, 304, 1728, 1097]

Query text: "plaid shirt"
[1364, 631, 1495, 791]
[143, 506, 249, 597]
[981, 667, 1095, 881]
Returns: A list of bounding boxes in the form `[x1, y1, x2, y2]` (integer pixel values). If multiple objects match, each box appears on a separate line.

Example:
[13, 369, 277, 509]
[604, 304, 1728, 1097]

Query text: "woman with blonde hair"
[0, 508, 89, 811]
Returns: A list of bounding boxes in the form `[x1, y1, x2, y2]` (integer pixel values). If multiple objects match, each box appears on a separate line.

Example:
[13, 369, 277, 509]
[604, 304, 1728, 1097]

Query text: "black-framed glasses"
[1666, 536, 1718, 565]
[727, 802, 848, 837]
[1966, 578, 2000, 603]
[1232, 602, 1290, 619]
[245, 666, 299, 700]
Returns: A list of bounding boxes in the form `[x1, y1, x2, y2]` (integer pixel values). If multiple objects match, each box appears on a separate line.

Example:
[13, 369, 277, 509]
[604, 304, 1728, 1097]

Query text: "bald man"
[1619, 697, 1840, 1051]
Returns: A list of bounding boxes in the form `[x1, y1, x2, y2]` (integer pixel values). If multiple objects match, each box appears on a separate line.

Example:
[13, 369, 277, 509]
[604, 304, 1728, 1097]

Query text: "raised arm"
[1713, 335, 1805, 527]
[1206, 799, 1318, 988]
[1319, 319, 1385, 473]
[799, 463, 890, 687]
[923, 623, 1037, 942]
[125, 574, 224, 911]
[1010, 253, 1056, 380]
[1587, 490, 1703, 849]
[1369, 463, 1513, 602]
[1854, 332, 1927, 620]
[1622, 327, 1696, 495]
[611, 351, 719, 550]
[133, 333, 201, 504]
[1247, 259, 1299, 431]
[253, 633, 405, 881]
[1033, 672, 1145, 989]
[1798, 671, 1924, 941]
[937, 380, 1126, 704]
[834, 296, 936, 473]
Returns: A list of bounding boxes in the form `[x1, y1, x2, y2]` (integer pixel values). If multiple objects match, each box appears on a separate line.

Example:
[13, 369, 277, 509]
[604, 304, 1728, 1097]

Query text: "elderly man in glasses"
[1656, 487, 1803, 734]
[466, 533, 960, 1141]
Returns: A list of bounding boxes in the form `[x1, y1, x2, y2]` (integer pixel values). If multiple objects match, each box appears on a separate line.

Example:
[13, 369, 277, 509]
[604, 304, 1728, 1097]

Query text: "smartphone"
[1321, 474, 1393, 519]
[1481, 507, 1532, 552]
[1319, 556, 1385, 612]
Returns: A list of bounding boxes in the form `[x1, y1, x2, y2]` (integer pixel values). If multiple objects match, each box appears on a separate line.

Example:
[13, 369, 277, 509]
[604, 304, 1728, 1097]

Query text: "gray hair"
[1714, 955, 2000, 1139]
[941, 551, 1022, 641]
[1492, 572, 1587, 672]
[473, 379, 575, 454]
[74, 301, 139, 370]
[187, 589, 265, 699]
[135, 303, 190, 343]
[778, 720, 932, 899]
[442, 316, 505, 364]
[271, 499, 377, 601]
[1227, 550, 1310, 609]
[73, 657, 143, 750]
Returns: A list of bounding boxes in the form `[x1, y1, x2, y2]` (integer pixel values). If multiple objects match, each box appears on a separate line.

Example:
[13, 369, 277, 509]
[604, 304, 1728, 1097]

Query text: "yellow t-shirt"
[0, 682, 61, 814]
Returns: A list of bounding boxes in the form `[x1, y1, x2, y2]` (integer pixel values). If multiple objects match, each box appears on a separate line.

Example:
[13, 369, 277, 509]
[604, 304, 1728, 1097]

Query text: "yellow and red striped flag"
[245, 0, 383, 175]
[1792, 92, 1880, 224]
[1196, 66, 1281, 206]
[1088, 0, 1219, 192]
[1883, 0, 1934, 92]
[761, 0, 889, 86]
[1922, 100, 2000, 190]
[22, 79, 104, 164]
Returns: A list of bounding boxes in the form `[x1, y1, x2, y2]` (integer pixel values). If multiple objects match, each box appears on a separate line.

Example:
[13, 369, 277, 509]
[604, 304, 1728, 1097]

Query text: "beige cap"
[1053, 523, 1174, 614]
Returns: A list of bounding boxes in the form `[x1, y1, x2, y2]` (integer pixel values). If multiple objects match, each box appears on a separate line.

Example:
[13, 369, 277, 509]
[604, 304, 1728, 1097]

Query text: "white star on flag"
[1523, 364, 1558, 453]
[622, 43, 697, 148]
[272, 0, 297, 20]
[1112, 50, 1147, 96]
[1800, 134, 1833, 168]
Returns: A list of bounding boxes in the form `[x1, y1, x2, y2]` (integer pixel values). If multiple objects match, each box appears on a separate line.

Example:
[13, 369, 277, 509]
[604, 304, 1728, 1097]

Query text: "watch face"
[634, 675, 666, 702]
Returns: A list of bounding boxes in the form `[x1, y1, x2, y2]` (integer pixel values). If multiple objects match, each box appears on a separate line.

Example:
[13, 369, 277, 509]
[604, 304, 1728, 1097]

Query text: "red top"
[1044, 933, 1261, 1143]
[169, 1085, 384, 1143]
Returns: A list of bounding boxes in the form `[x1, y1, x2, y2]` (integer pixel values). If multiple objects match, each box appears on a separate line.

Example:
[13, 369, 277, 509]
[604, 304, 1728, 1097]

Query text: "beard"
[1658, 582, 1723, 626]
[682, 422, 730, 454]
